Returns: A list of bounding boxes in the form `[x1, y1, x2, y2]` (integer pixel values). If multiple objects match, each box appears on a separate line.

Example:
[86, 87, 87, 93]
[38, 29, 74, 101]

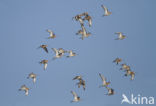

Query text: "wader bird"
[73, 14, 84, 26]
[40, 60, 48, 70]
[77, 25, 91, 40]
[113, 58, 122, 65]
[39, 45, 48, 53]
[82, 12, 92, 27]
[101, 5, 112, 16]
[47, 29, 56, 39]
[99, 73, 110, 87]
[71, 91, 80, 102]
[105, 87, 114, 95]
[120, 64, 130, 71]
[115, 32, 126, 40]
[52, 48, 64, 59]
[125, 70, 135, 80]
[73, 76, 82, 81]
[19, 85, 29, 96]
[77, 79, 86, 90]
[27, 72, 36, 83]
[67, 50, 76, 58]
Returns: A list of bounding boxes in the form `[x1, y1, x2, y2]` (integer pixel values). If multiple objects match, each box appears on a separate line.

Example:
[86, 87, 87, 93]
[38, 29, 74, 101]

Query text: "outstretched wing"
[99, 73, 106, 84]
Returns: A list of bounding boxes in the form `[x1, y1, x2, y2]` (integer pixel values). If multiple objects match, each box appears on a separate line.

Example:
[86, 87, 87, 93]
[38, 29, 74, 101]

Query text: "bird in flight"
[113, 58, 122, 65]
[76, 25, 91, 40]
[39, 45, 48, 53]
[115, 32, 126, 40]
[99, 73, 110, 87]
[105, 87, 114, 95]
[73, 76, 82, 81]
[71, 91, 81, 103]
[27, 72, 37, 83]
[120, 64, 130, 71]
[19, 85, 29, 96]
[52, 48, 64, 60]
[125, 70, 135, 80]
[101, 5, 112, 16]
[67, 50, 76, 58]
[39, 60, 48, 70]
[82, 12, 92, 27]
[47, 29, 56, 39]
[73, 14, 84, 26]
[77, 79, 86, 91]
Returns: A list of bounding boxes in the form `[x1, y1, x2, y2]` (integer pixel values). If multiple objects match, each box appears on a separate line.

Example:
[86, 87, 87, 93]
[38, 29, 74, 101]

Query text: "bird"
[39, 45, 48, 53]
[73, 14, 84, 26]
[115, 32, 126, 40]
[19, 85, 29, 96]
[52, 48, 64, 59]
[71, 91, 80, 102]
[105, 87, 114, 95]
[113, 58, 122, 65]
[73, 76, 82, 81]
[78, 25, 91, 40]
[27, 72, 36, 83]
[67, 50, 76, 58]
[125, 70, 135, 80]
[77, 79, 86, 90]
[120, 64, 130, 71]
[101, 5, 112, 16]
[99, 73, 110, 87]
[47, 29, 56, 39]
[58, 48, 67, 54]
[82, 12, 92, 27]
[39, 60, 48, 70]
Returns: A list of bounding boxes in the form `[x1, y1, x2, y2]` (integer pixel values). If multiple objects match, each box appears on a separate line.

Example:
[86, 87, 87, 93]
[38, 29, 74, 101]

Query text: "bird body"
[39, 45, 48, 53]
[115, 32, 126, 40]
[47, 29, 56, 39]
[40, 60, 48, 70]
[71, 91, 80, 102]
[113, 58, 122, 65]
[19, 85, 29, 96]
[99, 73, 110, 87]
[27, 73, 36, 83]
[67, 50, 76, 57]
[101, 5, 112, 16]
[105, 87, 114, 95]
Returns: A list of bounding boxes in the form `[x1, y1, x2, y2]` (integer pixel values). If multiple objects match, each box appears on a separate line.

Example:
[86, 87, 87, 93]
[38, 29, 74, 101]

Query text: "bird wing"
[43, 47, 48, 53]
[99, 73, 106, 84]
[44, 63, 48, 70]
[71, 91, 77, 98]
[52, 48, 59, 55]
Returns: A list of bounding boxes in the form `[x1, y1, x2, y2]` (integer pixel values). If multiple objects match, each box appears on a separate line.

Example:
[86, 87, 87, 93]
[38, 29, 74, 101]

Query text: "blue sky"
[0, 0, 156, 106]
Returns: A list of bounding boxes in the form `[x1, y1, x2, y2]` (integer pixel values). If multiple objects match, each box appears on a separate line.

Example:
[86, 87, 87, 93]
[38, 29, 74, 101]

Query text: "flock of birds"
[18, 4, 135, 103]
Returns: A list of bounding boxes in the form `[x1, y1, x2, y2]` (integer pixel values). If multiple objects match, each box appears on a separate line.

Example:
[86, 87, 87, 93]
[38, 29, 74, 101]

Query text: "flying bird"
[105, 87, 114, 95]
[113, 58, 122, 65]
[82, 12, 92, 27]
[39, 60, 48, 70]
[115, 32, 126, 40]
[120, 64, 130, 71]
[77, 25, 91, 40]
[47, 29, 56, 39]
[19, 85, 29, 96]
[77, 79, 86, 90]
[52, 48, 64, 59]
[67, 50, 76, 58]
[99, 73, 110, 87]
[73, 76, 82, 81]
[101, 5, 112, 16]
[39, 45, 48, 53]
[27, 72, 36, 83]
[71, 91, 80, 102]
[73, 14, 84, 26]
[125, 70, 135, 80]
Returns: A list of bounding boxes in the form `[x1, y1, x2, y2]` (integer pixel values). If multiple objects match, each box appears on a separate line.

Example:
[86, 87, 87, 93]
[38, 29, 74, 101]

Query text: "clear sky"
[0, 0, 156, 106]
